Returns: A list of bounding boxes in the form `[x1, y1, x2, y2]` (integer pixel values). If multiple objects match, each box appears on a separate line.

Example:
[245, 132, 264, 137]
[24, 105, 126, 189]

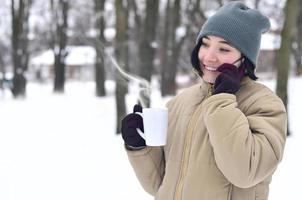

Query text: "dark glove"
[121, 104, 146, 148]
[213, 63, 245, 95]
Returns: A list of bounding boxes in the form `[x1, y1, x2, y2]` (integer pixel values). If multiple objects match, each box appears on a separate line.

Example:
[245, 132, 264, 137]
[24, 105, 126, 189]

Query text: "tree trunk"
[0, 50, 4, 90]
[138, 0, 159, 107]
[53, 0, 69, 93]
[216, 0, 223, 7]
[254, 0, 261, 9]
[94, 0, 106, 96]
[11, 0, 31, 98]
[295, 0, 302, 76]
[276, 0, 299, 136]
[115, 0, 128, 134]
[161, 0, 172, 96]
[161, 0, 182, 96]
[184, 0, 206, 78]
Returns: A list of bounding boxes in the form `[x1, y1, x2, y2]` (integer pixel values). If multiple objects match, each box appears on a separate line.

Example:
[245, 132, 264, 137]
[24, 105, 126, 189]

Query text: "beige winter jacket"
[126, 77, 287, 200]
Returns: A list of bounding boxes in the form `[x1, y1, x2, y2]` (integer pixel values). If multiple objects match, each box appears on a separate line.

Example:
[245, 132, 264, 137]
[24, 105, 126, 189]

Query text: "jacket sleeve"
[126, 146, 165, 195]
[202, 92, 287, 188]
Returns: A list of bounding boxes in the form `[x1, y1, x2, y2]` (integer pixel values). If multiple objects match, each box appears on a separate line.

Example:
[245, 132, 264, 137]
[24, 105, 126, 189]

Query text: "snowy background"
[0, 0, 300, 198]
[0, 76, 301, 200]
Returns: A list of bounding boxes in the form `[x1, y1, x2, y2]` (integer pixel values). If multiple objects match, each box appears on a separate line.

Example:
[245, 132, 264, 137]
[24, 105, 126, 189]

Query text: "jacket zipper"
[174, 85, 213, 200]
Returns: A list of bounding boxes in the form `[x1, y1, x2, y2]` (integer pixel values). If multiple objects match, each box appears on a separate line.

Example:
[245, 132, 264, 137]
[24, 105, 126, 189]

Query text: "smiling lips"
[204, 66, 218, 72]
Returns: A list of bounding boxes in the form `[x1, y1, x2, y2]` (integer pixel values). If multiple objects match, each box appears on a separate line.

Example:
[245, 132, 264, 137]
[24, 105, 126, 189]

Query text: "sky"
[0, 76, 301, 200]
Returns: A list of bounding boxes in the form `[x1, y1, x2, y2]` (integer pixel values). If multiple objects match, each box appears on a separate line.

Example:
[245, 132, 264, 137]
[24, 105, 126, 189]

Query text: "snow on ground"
[0, 77, 301, 200]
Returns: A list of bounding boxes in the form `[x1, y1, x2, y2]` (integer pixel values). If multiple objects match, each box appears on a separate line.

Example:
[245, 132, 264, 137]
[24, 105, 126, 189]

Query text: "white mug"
[136, 108, 168, 146]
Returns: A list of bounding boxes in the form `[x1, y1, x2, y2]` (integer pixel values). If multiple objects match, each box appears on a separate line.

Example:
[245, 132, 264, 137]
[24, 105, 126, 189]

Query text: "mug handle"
[136, 128, 146, 140]
[135, 111, 146, 140]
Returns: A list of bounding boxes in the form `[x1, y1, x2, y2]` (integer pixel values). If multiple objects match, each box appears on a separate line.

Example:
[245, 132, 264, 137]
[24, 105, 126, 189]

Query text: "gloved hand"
[121, 104, 146, 148]
[213, 63, 245, 95]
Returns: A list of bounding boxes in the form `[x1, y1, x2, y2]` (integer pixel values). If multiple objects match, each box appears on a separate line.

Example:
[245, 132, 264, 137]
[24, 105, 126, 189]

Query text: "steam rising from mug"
[108, 54, 151, 108]
[92, 39, 151, 108]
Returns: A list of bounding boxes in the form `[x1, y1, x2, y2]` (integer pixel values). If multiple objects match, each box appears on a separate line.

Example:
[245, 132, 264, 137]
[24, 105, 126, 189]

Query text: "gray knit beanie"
[196, 1, 270, 67]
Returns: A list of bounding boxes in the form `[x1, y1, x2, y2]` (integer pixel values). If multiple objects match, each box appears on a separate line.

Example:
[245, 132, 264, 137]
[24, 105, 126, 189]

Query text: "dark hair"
[190, 39, 258, 80]
[190, 39, 204, 77]
[242, 57, 258, 80]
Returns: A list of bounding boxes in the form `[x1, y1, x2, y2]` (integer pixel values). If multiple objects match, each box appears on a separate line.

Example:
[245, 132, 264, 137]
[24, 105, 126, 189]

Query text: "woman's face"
[198, 35, 241, 83]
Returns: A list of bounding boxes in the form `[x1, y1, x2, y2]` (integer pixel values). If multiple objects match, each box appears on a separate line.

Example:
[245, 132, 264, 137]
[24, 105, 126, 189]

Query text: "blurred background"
[0, 0, 301, 199]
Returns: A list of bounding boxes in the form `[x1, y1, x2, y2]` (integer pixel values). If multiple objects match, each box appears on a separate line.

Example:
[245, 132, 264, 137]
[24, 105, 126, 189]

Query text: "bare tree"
[0, 49, 4, 90]
[181, 0, 206, 76]
[191, 0, 206, 22]
[216, 0, 223, 6]
[293, 0, 302, 76]
[216, 0, 238, 6]
[276, 0, 299, 136]
[51, 0, 69, 93]
[254, 0, 261, 9]
[94, 0, 106, 96]
[161, 0, 184, 96]
[11, 0, 32, 98]
[115, 0, 128, 133]
[136, 0, 159, 107]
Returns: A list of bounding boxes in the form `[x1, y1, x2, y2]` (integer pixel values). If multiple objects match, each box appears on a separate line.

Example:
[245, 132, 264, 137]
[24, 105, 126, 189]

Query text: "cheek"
[198, 49, 205, 61]
[220, 56, 239, 64]
[222, 53, 241, 63]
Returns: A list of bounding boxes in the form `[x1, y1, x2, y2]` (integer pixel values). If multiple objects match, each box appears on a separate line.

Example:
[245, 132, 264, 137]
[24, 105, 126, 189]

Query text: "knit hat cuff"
[195, 1, 271, 68]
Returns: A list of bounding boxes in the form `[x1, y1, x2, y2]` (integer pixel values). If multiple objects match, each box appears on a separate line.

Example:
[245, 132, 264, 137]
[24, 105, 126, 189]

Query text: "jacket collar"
[199, 78, 213, 99]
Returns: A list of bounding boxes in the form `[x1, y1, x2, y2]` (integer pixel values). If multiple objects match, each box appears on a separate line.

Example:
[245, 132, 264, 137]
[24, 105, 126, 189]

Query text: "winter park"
[1, 0, 302, 200]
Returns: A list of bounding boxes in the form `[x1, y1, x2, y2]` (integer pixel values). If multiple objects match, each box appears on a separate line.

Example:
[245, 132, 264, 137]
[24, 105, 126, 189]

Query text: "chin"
[202, 72, 219, 84]
[204, 79, 215, 84]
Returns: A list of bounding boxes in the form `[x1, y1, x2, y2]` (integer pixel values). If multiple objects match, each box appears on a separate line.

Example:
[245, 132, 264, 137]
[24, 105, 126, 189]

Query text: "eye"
[219, 48, 230, 52]
[201, 42, 209, 48]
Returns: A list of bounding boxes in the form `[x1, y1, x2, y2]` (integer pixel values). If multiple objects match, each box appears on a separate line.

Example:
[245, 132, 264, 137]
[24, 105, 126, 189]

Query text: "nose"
[203, 48, 218, 63]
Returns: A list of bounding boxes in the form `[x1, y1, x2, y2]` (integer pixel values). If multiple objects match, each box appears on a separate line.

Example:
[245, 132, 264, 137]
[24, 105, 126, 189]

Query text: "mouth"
[204, 66, 218, 72]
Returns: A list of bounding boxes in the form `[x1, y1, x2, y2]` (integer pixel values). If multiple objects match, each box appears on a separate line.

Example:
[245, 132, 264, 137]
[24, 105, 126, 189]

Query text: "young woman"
[121, 2, 287, 200]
